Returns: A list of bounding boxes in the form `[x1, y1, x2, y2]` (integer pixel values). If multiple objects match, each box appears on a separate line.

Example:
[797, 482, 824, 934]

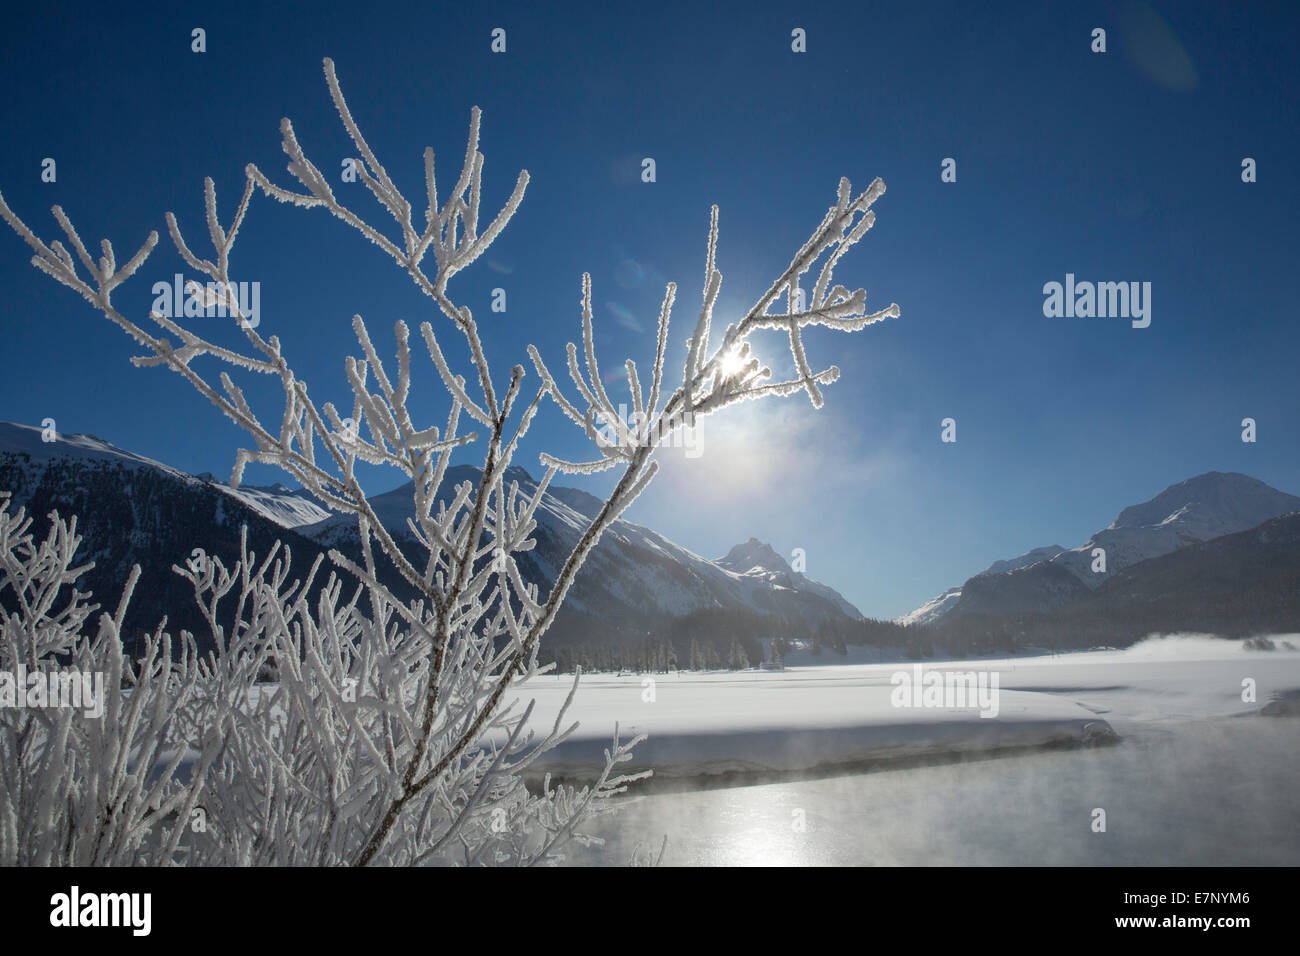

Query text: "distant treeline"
[540, 608, 917, 673]
[539, 585, 1300, 674]
[928, 598, 1300, 655]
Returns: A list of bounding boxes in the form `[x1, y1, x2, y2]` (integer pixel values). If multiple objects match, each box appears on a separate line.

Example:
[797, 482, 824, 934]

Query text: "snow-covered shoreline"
[514, 635, 1300, 783]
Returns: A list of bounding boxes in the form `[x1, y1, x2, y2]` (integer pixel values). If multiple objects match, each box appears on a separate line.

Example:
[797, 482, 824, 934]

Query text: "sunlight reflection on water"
[567, 718, 1300, 866]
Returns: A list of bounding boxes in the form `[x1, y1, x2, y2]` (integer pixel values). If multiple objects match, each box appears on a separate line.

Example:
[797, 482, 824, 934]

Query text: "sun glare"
[719, 347, 747, 379]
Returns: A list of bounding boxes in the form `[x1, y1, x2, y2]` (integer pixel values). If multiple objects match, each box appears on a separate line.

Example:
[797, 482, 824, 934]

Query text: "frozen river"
[534, 637, 1300, 865]
[567, 716, 1300, 865]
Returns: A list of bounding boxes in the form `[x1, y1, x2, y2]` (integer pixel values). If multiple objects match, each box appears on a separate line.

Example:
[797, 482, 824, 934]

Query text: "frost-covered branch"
[0, 56, 898, 866]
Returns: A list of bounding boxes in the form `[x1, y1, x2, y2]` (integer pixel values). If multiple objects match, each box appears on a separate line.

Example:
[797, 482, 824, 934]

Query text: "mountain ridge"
[297, 464, 862, 627]
[900, 471, 1300, 625]
[0, 422, 862, 648]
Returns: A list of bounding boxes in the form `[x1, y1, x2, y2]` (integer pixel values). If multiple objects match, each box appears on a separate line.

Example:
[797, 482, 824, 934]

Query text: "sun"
[719, 347, 748, 379]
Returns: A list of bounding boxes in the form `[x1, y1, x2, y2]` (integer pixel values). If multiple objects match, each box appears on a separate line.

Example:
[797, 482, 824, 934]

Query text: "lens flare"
[719, 347, 747, 379]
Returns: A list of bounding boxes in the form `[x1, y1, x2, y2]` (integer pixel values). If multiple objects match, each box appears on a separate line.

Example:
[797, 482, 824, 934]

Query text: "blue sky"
[1, 0, 1297, 619]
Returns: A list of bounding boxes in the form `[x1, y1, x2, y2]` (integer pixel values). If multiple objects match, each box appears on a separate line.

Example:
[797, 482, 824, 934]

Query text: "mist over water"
[569, 711, 1300, 866]
[1106, 632, 1299, 661]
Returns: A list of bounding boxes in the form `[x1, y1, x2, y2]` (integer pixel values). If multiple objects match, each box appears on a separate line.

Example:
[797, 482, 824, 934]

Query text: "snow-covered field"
[516, 635, 1300, 781]
[510, 635, 1300, 865]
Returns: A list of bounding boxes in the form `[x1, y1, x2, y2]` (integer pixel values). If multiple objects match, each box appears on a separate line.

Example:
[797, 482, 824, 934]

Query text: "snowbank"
[514, 635, 1300, 781]
[515, 665, 1107, 781]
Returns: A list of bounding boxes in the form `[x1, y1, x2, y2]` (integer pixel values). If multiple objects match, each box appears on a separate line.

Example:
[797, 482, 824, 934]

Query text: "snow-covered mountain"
[0, 421, 860, 645]
[0, 423, 194, 479]
[715, 537, 862, 618]
[897, 543, 1067, 627]
[301, 469, 861, 632]
[983, 544, 1068, 577]
[897, 545, 1066, 627]
[196, 474, 330, 529]
[900, 472, 1300, 625]
[896, 586, 963, 628]
[0, 422, 338, 651]
[1047, 472, 1300, 586]
[0, 422, 331, 528]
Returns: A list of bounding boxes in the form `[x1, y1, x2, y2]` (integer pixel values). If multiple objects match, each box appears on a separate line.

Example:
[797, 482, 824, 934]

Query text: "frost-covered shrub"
[0, 59, 897, 865]
[0, 492, 214, 865]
